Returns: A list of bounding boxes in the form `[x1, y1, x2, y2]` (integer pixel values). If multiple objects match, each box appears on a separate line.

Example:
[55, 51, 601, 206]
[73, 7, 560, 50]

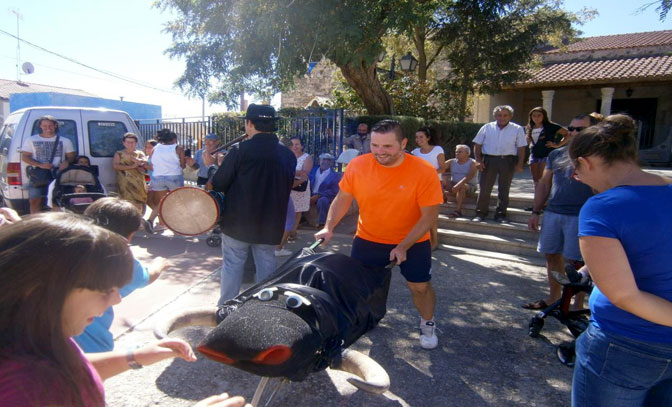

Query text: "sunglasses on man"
[567, 126, 586, 132]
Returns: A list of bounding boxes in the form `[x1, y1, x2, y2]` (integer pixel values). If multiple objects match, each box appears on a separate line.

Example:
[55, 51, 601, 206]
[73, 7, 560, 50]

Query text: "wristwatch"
[126, 348, 143, 369]
[532, 210, 542, 215]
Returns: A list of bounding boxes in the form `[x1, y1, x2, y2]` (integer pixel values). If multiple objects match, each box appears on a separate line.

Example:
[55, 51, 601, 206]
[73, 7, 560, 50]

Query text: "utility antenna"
[10, 9, 23, 81]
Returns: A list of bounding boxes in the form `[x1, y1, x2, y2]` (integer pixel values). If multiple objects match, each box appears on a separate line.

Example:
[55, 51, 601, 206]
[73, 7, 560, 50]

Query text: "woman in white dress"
[289, 137, 313, 240]
[411, 127, 446, 250]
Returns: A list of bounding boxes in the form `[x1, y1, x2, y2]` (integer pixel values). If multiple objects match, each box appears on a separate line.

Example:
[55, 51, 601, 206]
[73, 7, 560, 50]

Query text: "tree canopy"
[159, 0, 581, 118]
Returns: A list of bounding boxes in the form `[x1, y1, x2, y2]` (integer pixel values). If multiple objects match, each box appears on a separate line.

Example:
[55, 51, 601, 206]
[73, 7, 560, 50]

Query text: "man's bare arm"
[314, 189, 354, 244]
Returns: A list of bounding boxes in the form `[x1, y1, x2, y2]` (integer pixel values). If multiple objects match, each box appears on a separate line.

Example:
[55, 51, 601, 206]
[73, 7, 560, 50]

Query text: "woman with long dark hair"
[0, 213, 248, 407]
[569, 115, 672, 406]
[411, 127, 446, 250]
[526, 107, 567, 187]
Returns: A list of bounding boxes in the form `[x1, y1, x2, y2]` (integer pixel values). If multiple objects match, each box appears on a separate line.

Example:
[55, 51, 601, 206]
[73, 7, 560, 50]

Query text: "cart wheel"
[206, 236, 221, 247]
[556, 342, 576, 367]
[568, 324, 585, 338]
[528, 316, 545, 337]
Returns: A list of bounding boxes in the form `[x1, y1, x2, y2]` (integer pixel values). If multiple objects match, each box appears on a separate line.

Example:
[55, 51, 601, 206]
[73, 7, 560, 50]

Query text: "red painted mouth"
[197, 344, 292, 366]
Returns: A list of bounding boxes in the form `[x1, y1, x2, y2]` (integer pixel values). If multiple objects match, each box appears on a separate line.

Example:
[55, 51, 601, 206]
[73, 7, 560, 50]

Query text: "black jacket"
[211, 133, 296, 244]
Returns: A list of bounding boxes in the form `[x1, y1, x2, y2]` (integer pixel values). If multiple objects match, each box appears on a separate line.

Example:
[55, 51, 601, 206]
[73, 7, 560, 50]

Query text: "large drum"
[158, 187, 224, 236]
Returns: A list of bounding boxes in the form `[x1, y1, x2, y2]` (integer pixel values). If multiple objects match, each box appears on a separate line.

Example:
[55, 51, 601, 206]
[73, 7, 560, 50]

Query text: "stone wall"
[280, 60, 339, 108]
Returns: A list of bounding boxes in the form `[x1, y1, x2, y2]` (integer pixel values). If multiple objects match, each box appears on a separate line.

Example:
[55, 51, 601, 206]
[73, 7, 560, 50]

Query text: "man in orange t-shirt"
[315, 120, 443, 349]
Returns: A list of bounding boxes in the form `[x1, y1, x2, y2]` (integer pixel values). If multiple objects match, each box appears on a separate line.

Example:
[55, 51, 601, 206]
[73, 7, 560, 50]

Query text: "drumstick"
[209, 134, 248, 154]
[203, 134, 249, 190]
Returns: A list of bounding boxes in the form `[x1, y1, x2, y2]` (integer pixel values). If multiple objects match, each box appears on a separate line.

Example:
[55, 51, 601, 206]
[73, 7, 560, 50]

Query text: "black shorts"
[351, 236, 432, 283]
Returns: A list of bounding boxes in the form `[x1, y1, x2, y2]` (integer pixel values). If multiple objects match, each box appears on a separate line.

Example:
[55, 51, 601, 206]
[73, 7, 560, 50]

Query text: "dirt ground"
[104, 231, 577, 407]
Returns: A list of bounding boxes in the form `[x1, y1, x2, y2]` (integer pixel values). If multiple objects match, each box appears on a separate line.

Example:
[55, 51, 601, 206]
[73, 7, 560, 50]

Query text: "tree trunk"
[457, 86, 470, 122]
[413, 25, 428, 83]
[338, 61, 393, 115]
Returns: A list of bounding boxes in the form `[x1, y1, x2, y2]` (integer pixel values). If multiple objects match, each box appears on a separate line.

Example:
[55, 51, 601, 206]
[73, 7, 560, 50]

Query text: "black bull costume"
[155, 246, 393, 394]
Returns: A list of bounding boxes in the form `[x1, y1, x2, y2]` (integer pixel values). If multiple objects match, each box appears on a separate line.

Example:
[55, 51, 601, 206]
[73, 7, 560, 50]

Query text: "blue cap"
[204, 133, 218, 140]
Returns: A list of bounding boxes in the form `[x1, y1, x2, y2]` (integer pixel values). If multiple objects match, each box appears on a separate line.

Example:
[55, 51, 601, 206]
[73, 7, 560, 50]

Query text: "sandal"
[448, 210, 462, 218]
[521, 299, 548, 310]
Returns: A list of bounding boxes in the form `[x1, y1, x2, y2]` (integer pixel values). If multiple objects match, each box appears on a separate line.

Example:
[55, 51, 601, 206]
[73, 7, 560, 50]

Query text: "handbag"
[26, 166, 56, 187]
[26, 134, 60, 187]
[292, 179, 308, 192]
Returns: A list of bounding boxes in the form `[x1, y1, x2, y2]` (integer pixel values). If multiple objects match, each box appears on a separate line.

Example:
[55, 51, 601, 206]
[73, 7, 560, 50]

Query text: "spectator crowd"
[2, 104, 671, 407]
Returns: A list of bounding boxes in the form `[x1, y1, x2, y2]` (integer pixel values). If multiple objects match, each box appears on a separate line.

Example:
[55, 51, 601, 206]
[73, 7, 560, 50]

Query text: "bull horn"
[332, 349, 390, 394]
[154, 306, 218, 339]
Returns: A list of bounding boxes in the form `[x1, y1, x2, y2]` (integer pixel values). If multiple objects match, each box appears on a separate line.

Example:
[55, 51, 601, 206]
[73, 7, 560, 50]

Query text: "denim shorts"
[351, 236, 432, 283]
[537, 211, 582, 260]
[149, 175, 184, 191]
[528, 154, 547, 165]
[28, 184, 48, 198]
[572, 323, 672, 406]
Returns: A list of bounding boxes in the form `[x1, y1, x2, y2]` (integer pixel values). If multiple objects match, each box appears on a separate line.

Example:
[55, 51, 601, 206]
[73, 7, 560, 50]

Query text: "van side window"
[0, 123, 17, 155]
[88, 121, 128, 157]
[30, 120, 79, 154]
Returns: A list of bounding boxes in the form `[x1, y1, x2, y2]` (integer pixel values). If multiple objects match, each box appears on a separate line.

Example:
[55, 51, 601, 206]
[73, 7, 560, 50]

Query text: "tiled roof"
[0, 78, 96, 100]
[547, 30, 672, 53]
[517, 55, 672, 87]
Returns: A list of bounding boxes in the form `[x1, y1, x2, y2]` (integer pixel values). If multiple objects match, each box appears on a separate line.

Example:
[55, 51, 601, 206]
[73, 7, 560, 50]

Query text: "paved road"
[105, 221, 576, 407]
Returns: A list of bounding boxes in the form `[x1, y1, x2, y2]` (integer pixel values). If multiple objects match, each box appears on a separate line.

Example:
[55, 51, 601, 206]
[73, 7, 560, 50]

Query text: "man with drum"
[315, 120, 444, 349]
[211, 104, 296, 305]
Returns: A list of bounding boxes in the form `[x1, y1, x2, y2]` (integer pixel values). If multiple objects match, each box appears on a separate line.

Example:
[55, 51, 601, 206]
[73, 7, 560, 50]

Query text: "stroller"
[527, 263, 593, 366]
[52, 164, 106, 214]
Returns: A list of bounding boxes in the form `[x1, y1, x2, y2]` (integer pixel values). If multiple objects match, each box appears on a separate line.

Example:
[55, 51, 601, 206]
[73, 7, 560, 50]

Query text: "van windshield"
[88, 121, 128, 157]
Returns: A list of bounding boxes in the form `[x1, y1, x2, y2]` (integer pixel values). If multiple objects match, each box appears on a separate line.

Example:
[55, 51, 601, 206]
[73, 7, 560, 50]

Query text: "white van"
[0, 106, 141, 213]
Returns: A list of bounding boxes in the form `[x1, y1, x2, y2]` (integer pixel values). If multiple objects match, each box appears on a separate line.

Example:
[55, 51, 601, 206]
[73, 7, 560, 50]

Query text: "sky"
[0, 0, 670, 119]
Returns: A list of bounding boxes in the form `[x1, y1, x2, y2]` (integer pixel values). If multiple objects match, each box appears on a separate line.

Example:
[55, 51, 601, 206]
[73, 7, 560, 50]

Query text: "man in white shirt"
[308, 153, 340, 228]
[472, 105, 526, 222]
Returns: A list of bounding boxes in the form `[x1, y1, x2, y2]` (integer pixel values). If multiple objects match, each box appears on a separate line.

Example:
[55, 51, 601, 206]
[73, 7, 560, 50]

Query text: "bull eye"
[285, 294, 303, 308]
[256, 288, 276, 301]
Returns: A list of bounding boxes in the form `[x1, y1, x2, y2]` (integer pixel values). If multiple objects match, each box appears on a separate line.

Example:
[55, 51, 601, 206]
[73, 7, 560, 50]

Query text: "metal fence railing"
[136, 109, 347, 162]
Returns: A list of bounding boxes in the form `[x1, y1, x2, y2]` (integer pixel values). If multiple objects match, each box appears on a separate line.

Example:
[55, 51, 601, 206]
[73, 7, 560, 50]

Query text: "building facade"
[473, 30, 672, 160]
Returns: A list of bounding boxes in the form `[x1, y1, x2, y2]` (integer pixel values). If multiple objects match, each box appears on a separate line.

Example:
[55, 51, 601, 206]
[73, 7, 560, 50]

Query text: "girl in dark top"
[526, 107, 568, 187]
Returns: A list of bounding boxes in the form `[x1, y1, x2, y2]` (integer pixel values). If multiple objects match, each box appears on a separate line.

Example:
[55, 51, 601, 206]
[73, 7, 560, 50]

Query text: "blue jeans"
[218, 233, 276, 305]
[316, 196, 332, 224]
[572, 323, 672, 406]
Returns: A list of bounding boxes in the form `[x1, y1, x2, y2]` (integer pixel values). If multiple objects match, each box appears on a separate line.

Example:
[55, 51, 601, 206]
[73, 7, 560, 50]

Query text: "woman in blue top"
[569, 114, 672, 406]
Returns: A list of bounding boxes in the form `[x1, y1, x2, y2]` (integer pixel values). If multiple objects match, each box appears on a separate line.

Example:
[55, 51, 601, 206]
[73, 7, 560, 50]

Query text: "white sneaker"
[274, 249, 292, 256]
[419, 320, 438, 349]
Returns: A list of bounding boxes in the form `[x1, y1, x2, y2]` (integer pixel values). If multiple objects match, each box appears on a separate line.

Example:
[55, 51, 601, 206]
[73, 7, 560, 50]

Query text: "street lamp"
[399, 52, 418, 72]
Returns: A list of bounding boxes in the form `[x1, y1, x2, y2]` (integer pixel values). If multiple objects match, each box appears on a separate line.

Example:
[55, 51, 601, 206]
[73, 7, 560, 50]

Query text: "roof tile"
[547, 30, 672, 53]
[519, 55, 672, 86]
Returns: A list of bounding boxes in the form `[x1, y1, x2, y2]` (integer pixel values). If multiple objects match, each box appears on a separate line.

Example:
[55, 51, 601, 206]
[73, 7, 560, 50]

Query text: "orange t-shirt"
[339, 153, 443, 245]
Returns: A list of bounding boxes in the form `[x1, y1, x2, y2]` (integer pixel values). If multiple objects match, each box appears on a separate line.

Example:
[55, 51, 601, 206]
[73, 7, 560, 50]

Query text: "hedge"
[349, 115, 484, 159]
